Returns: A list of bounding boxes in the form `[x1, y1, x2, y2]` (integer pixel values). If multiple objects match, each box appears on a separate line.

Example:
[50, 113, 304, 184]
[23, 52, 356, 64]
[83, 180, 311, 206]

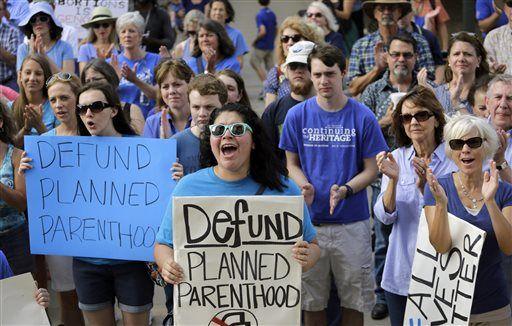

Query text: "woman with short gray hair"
[425, 114, 512, 324]
[305, 1, 347, 55]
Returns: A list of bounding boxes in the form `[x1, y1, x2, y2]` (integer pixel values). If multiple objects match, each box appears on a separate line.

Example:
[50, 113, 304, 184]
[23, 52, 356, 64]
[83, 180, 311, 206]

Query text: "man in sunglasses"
[484, 0, 512, 75]
[262, 40, 315, 164]
[347, 0, 434, 97]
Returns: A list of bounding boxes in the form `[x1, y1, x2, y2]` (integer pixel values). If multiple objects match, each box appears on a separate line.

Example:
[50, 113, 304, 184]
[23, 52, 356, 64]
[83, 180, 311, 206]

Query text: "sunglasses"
[448, 137, 484, 150]
[30, 15, 49, 24]
[46, 72, 72, 87]
[76, 101, 111, 115]
[389, 51, 414, 60]
[281, 34, 303, 43]
[288, 62, 308, 71]
[306, 12, 323, 18]
[400, 111, 434, 123]
[93, 22, 111, 29]
[187, 30, 197, 36]
[209, 123, 253, 137]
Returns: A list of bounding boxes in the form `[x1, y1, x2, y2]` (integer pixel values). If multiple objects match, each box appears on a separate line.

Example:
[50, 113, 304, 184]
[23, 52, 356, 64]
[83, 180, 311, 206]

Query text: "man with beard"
[262, 41, 315, 163]
[360, 33, 422, 320]
[347, 0, 434, 96]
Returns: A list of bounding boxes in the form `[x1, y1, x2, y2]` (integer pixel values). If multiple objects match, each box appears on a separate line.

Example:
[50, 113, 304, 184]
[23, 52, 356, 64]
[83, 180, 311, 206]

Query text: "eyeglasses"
[92, 22, 111, 29]
[76, 101, 111, 115]
[388, 51, 414, 60]
[288, 62, 308, 71]
[30, 15, 49, 24]
[400, 111, 434, 123]
[306, 12, 323, 18]
[448, 137, 484, 150]
[281, 34, 303, 43]
[209, 123, 253, 137]
[46, 72, 72, 87]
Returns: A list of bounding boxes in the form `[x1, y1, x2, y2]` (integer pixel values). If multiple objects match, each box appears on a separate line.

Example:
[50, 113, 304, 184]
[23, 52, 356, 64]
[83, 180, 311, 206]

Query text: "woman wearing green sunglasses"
[154, 103, 321, 286]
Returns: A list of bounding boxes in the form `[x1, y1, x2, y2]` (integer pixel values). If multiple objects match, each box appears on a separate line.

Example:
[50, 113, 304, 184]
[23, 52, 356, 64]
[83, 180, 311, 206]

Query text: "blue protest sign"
[24, 136, 176, 261]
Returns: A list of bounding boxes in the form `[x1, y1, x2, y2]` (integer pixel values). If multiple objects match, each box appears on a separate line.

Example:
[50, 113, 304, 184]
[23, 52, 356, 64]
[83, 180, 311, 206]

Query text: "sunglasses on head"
[400, 111, 434, 123]
[76, 101, 111, 115]
[281, 34, 302, 43]
[46, 72, 72, 87]
[448, 137, 484, 150]
[388, 51, 414, 60]
[306, 12, 323, 18]
[30, 14, 49, 24]
[93, 22, 111, 29]
[209, 123, 253, 137]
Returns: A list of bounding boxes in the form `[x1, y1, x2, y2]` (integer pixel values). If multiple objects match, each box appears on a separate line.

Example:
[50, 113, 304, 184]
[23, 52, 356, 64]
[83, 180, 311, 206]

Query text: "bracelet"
[497, 161, 509, 171]
[343, 184, 354, 198]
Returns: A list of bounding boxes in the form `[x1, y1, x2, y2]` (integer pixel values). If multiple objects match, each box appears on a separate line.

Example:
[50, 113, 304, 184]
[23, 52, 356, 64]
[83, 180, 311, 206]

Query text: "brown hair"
[191, 19, 235, 59]
[188, 74, 228, 105]
[215, 69, 252, 110]
[0, 100, 17, 145]
[155, 58, 195, 108]
[392, 85, 446, 147]
[445, 32, 489, 83]
[47, 73, 82, 97]
[276, 16, 324, 65]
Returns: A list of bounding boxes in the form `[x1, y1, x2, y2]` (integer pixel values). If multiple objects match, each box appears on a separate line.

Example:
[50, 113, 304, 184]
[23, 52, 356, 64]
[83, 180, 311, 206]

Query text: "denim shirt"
[374, 143, 457, 296]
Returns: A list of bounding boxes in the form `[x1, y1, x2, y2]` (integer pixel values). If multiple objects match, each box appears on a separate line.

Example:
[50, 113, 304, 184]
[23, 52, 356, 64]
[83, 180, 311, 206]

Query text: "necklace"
[457, 173, 483, 209]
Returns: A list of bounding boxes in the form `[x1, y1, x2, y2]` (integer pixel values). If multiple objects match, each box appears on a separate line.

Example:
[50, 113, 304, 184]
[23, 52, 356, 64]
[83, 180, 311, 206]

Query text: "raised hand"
[97, 43, 115, 60]
[426, 168, 447, 205]
[160, 109, 171, 139]
[377, 151, 399, 181]
[374, 41, 387, 72]
[412, 156, 430, 191]
[121, 62, 139, 83]
[482, 160, 499, 202]
[203, 46, 217, 72]
[301, 183, 315, 206]
[493, 129, 509, 163]
[417, 67, 433, 90]
[159, 46, 171, 59]
[109, 53, 122, 79]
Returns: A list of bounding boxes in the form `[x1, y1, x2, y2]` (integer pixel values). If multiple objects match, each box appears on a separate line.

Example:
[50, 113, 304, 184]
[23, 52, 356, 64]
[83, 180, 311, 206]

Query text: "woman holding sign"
[154, 103, 320, 284]
[374, 86, 457, 325]
[425, 115, 512, 324]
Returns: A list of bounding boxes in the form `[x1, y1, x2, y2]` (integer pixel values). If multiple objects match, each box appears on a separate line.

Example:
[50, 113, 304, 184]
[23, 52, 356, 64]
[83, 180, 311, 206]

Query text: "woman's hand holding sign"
[162, 258, 184, 285]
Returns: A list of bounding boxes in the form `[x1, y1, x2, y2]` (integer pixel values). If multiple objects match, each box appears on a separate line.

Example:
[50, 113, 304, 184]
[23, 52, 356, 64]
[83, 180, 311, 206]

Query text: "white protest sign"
[405, 211, 486, 326]
[54, 0, 129, 39]
[0, 273, 50, 325]
[173, 196, 304, 326]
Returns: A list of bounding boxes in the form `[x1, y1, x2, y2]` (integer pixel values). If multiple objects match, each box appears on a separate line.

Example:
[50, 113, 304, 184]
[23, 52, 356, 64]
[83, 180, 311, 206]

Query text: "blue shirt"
[77, 42, 118, 64]
[156, 167, 316, 247]
[325, 31, 348, 57]
[16, 39, 74, 71]
[0, 250, 13, 280]
[424, 174, 512, 314]
[476, 0, 509, 38]
[225, 24, 248, 58]
[433, 83, 473, 117]
[171, 128, 200, 175]
[279, 97, 388, 224]
[114, 52, 159, 118]
[185, 54, 240, 74]
[374, 143, 457, 296]
[142, 112, 192, 139]
[255, 7, 277, 50]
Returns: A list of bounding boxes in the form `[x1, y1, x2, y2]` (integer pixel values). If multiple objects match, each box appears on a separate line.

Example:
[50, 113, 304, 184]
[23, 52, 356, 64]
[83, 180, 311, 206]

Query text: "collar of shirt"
[376, 71, 418, 93]
[406, 142, 445, 167]
[167, 113, 193, 135]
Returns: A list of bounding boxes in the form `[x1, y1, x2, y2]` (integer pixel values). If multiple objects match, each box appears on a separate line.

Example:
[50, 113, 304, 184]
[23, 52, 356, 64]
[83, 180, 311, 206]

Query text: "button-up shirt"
[484, 24, 512, 75]
[347, 30, 435, 84]
[374, 143, 457, 296]
[0, 21, 18, 82]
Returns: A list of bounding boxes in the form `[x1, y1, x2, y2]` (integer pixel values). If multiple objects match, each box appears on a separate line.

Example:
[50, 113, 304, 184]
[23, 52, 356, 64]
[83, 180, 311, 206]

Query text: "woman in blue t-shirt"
[154, 103, 320, 285]
[425, 115, 512, 324]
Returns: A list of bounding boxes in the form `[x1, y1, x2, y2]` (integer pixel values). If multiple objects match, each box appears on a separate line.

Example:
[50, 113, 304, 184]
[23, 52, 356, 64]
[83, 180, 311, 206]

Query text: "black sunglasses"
[288, 62, 308, 71]
[400, 111, 434, 123]
[281, 34, 302, 43]
[448, 137, 484, 150]
[76, 101, 111, 115]
[389, 51, 414, 60]
[93, 22, 111, 29]
[187, 30, 197, 36]
[306, 12, 323, 18]
[30, 14, 49, 24]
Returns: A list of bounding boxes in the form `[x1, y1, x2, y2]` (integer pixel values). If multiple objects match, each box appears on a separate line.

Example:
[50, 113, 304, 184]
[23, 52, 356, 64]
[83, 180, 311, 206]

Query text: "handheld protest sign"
[173, 196, 304, 325]
[24, 136, 176, 261]
[404, 210, 486, 326]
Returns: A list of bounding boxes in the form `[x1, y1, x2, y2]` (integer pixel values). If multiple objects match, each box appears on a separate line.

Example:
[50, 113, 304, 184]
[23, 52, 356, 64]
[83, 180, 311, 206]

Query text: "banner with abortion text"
[173, 196, 304, 325]
[54, 0, 129, 39]
[404, 211, 486, 326]
[24, 136, 176, 261]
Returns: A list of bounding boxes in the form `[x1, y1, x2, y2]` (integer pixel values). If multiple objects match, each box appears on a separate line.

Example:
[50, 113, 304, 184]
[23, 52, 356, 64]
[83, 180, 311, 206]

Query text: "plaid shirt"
[347, 30, 435, 84]
[0, 21, 18, 82]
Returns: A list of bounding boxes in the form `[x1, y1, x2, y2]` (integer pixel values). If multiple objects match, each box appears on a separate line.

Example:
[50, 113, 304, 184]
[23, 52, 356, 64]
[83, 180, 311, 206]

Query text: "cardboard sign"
[404, 211, 486, 326]
[0, 273, 50, 325]
[54, 0, 129, 39]
[173, 196, 304, 325]
[25, 136, 176, 261]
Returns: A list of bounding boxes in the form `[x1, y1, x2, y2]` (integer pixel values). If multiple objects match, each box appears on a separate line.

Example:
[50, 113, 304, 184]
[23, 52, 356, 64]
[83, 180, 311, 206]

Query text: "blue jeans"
[384, 291, 407, 326]
[372, 184, 392, 305]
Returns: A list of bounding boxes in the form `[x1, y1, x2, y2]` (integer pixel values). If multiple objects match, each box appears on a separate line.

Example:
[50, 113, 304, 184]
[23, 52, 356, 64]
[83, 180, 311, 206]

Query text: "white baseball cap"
[283, 41, 316, 69]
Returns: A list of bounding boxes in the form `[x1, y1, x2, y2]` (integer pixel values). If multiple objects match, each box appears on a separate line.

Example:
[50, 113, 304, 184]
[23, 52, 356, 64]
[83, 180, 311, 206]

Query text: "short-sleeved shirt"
[279, 97, 388, 224]
[263, 66, 291, 99]
[114, 52, 160, 118]
[0, 250, 13, 280]
[325, 31, 348, 57]
[156, 167, 317, 247]
[16, 39, 74, 71]
[484, 24, 512, 75]
[225, 24, 248, 58]
[185, 55, 240, 74]
[476, 0, 508, 38]
[0, 22, 19, 82]
[424, 174, 512, 314]
[347, 30, 435, 84]
[77, 42, 119, 64]
[7, 100, 58, 134]
[255, 7, 277, 50]
[171, 128, 200, 175]
[142, 111, 192, 139]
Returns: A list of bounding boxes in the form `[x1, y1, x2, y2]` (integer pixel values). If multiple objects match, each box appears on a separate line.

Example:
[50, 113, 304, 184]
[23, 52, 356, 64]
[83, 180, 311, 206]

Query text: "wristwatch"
[497, 161, 510, 171]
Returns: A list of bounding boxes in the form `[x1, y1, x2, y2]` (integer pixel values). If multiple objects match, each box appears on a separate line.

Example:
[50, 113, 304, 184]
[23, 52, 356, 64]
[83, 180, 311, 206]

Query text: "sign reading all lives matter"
[54, 0, 129, 39]
[173, 196, 304, 325]
[404, 211, 486, 326]
[24, 136, 176, 261]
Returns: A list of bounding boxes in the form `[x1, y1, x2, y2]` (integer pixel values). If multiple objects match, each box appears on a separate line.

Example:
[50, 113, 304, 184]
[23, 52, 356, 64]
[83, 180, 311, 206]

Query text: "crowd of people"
[1, 0, 512, 325]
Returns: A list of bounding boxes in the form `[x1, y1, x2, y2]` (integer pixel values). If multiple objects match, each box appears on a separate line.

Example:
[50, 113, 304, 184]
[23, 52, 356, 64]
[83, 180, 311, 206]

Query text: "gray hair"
[444, 115, 499, 160]
[487, 74, 512, 98]
[183, 9, 205, 29]
[116, 11, 145, 35]
[307, 1, 339, 32]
